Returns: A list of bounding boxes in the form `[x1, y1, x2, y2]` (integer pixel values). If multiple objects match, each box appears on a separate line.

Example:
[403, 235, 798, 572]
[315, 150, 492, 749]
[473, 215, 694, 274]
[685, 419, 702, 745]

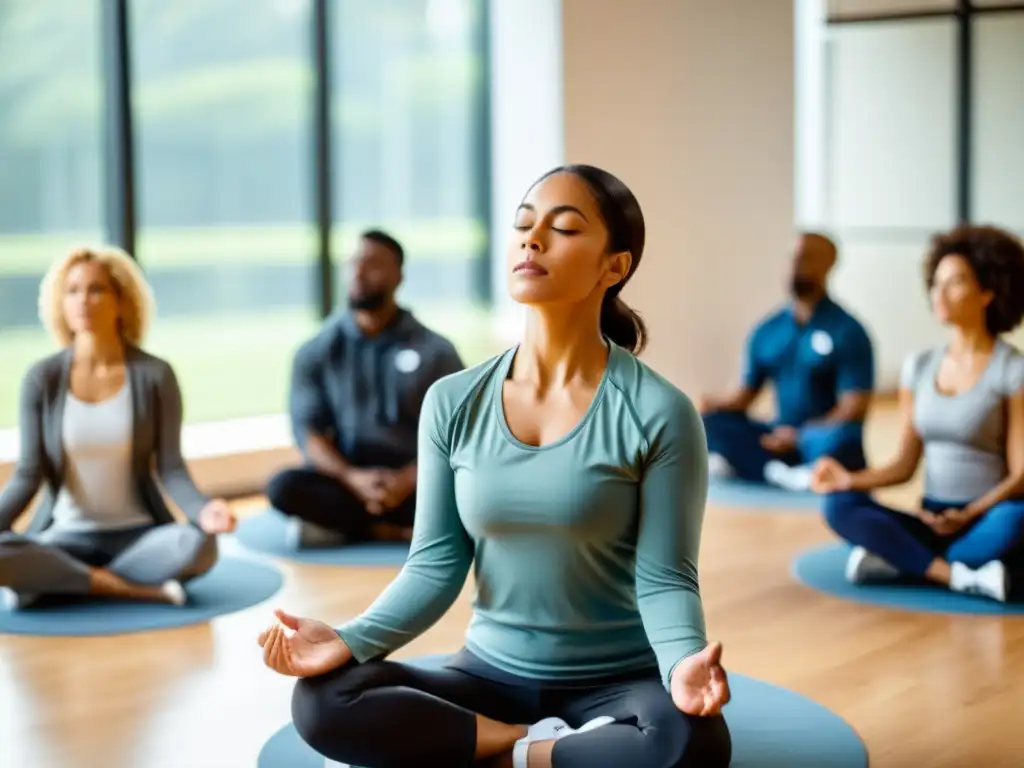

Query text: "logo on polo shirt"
[394, 348, 421, 373]
[810, 330, 834, 356]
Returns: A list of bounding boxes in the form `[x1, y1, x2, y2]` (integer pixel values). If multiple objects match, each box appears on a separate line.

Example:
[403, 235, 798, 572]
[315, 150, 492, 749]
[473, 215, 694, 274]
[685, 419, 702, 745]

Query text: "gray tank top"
[902, 340, 1024, 503]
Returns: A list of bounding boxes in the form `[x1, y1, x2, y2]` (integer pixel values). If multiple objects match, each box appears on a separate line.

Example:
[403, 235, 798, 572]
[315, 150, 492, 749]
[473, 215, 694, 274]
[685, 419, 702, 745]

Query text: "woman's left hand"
[198, 498, 237, 534]
[670, 641, 731, 717]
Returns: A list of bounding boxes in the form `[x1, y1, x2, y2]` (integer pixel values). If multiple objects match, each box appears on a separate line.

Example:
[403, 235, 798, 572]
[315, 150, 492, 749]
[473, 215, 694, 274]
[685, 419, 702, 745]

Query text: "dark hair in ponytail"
[533, 164, 648, 354]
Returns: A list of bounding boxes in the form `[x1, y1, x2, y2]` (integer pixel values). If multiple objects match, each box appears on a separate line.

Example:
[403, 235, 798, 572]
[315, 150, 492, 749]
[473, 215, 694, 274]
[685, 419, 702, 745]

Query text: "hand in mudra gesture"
[809, 456, 853, 494]
[258, 609, 352, 678]
[670, 641, 731, 717]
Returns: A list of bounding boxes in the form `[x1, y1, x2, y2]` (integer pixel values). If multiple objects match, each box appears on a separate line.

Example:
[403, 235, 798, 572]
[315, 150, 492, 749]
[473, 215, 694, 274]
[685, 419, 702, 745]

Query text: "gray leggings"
[292, 648, 731, 768]
[0, 523, 217, 599]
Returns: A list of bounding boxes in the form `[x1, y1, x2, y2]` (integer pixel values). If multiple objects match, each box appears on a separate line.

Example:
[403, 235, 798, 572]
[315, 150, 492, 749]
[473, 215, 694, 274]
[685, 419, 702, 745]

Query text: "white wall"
[973, 14, 1024, 231]
[796, 0, 828, 226]
[487, 0, 565, 342]
[560, 0, 796, 396]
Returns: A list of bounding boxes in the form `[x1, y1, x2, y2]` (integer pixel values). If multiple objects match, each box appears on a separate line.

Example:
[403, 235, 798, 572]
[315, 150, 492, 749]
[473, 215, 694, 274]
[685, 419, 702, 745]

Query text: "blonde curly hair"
[38, 245, 156, 347]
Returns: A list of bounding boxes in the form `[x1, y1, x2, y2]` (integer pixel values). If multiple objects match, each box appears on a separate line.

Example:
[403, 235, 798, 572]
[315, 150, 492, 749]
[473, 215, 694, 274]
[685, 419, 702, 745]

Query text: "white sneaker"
[161, 580, 187, 606]
[526, 716, 573, 741]
[764, 460, 813, 492]
[576, 715, 616, 733]
[1, 588, 39, 610]
[708, 453, 734, 479]
[526, 714, 615, 741]
[845, 547, 900, 583]
[950, 560, 1007, 602]
[512, 714, 615, 767]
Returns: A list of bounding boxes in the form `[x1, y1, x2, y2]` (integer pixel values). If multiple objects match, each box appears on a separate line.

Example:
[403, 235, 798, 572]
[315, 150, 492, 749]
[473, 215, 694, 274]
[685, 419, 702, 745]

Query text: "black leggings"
[266, 467, 415, 538]
[292, 648, 731, 768]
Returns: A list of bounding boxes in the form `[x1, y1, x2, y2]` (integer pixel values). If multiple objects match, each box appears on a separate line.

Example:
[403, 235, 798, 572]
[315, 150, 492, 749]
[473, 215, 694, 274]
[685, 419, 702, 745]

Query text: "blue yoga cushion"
[233, 510, 410, 566]
[0, 555, 284, 636]
[792, 542, 1024, 615]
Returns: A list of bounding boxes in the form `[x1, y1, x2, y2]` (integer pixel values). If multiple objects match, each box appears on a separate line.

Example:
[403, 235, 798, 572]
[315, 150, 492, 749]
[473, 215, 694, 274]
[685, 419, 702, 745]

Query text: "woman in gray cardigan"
[0, 246, 237, 609]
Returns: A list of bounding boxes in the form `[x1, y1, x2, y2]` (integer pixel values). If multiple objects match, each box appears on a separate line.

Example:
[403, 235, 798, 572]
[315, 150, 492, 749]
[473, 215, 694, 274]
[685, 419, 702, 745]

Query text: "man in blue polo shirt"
[266, 230, 464, 547]
[699, 232, 875, 491]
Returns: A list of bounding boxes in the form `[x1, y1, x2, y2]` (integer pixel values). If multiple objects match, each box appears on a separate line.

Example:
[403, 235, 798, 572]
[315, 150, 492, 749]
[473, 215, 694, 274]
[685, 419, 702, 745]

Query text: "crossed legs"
[0, 523, 217, 607]
[292, 650, 731, 768]
[702, 410, 866, 488]
[822, 492, 1024, 601]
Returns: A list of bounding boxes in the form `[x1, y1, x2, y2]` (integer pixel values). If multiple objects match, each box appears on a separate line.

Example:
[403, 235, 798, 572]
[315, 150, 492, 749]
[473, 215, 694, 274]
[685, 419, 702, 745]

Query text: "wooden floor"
[2, 399, 1022, 768]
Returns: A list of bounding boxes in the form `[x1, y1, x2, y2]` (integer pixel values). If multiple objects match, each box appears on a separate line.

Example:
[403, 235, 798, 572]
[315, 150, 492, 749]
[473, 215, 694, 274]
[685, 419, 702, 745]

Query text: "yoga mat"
[233, 511, 410, 566]
[792, 542, 1024, 615]
[0, 556, 284, 637]
[257, 654, 868, 768]
[708, 477, 823, 511]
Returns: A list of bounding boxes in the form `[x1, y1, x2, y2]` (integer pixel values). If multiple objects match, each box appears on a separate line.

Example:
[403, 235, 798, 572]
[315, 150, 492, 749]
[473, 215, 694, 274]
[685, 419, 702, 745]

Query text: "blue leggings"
[823, 492, 1024, 574]
[702, 410, 867, 483]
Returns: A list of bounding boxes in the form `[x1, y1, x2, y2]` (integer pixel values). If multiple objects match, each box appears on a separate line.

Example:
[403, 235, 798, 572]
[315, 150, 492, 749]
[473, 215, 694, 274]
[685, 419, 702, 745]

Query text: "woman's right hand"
[258, 609, 353, 678]
[809, 457, 853, 494]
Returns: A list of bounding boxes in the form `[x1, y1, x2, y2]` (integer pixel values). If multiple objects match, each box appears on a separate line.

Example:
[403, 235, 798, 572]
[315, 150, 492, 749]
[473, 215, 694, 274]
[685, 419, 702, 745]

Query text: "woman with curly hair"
[811, 225, 1024, 602]
[0, 246, 236, 609]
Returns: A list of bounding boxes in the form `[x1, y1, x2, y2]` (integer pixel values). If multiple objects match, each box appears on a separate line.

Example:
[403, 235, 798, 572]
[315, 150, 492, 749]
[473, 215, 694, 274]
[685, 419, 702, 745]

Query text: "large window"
[0, 1, 105, 429]
[331, 0, 493, 363]
[130, 0, 318, 424]
[0, 1, 492, 434]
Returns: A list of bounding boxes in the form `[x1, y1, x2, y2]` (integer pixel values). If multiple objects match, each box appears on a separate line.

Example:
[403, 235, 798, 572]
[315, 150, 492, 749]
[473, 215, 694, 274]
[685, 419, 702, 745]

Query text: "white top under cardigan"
[49, 382, 153, 533]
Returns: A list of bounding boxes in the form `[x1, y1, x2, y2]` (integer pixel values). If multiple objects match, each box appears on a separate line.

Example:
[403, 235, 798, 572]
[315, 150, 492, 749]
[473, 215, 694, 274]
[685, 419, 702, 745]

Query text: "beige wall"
[561, 0, 796, 397]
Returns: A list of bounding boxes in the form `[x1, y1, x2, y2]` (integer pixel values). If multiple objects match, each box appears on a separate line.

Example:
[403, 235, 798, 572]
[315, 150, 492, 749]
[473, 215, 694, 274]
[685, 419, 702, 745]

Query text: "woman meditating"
[812, 225, 1024, 602]
[258, 165, 732, 767]
[0, 246, 237, 609]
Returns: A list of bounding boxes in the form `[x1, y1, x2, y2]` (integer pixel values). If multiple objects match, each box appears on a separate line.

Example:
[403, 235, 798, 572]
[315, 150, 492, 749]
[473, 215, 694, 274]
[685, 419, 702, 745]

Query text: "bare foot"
[89, 569, 186, 604]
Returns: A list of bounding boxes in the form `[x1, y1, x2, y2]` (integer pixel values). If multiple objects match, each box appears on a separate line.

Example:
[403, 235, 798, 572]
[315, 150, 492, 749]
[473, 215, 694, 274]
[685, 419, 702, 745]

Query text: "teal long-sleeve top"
[336, 342, 711, 688]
